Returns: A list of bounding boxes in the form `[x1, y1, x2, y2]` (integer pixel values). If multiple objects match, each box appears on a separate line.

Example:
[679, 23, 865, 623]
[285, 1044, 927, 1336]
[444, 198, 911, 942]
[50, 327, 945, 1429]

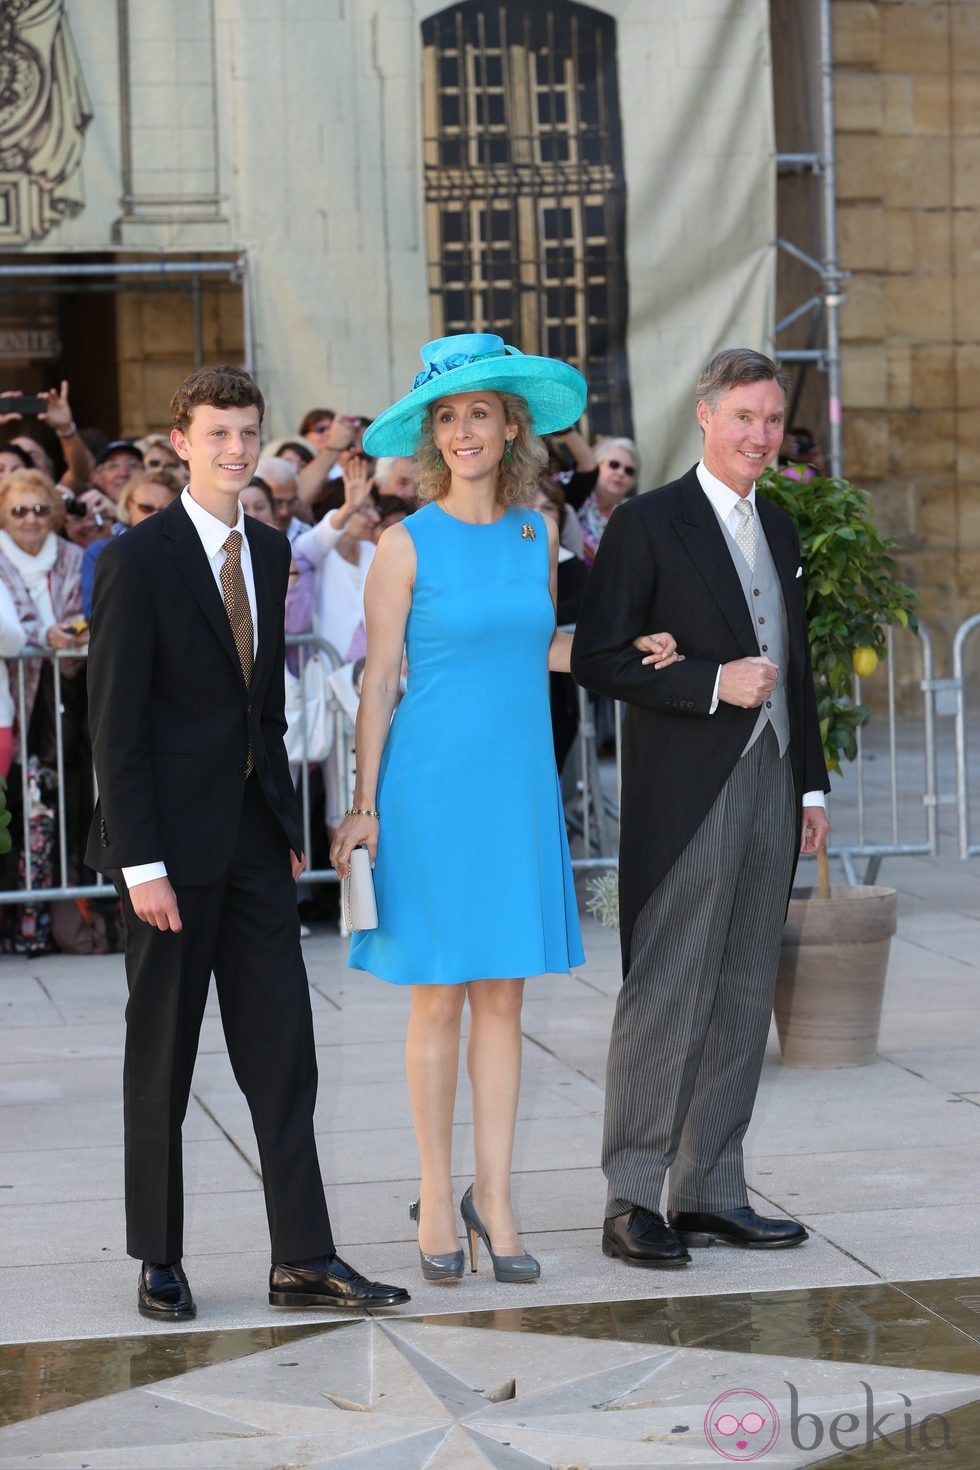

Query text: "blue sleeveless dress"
[348, 503, 584, 986]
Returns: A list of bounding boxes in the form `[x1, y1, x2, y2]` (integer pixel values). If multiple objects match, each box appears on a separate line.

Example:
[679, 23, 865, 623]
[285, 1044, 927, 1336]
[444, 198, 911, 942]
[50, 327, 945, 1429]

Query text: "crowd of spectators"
[0, 376, 826, 951]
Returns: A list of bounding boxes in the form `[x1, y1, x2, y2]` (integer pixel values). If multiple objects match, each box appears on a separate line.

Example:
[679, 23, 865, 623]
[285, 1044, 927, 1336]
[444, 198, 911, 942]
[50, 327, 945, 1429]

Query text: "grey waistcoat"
[716, 512, 791, 758]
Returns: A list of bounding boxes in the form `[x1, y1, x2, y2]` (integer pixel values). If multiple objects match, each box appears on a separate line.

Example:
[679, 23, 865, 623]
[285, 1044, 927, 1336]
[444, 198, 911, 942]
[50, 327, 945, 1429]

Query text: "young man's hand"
[129, 877, 182, 931]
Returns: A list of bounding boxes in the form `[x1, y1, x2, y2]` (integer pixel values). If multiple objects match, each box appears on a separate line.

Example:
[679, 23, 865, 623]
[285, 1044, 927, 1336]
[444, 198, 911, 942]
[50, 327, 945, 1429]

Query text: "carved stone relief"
[0, 0, 93, 245]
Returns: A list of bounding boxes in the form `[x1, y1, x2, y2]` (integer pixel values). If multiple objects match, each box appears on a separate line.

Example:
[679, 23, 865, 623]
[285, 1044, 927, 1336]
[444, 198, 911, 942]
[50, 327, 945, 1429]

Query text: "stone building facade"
[3, 0, 972, 665]
[0, 0, 775, 490]
[834, 1, 980, 654]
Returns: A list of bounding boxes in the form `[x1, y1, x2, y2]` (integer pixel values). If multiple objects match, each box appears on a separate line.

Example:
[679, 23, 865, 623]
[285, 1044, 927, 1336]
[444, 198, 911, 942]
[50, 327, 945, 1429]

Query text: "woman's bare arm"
[329, 522, 415, 874]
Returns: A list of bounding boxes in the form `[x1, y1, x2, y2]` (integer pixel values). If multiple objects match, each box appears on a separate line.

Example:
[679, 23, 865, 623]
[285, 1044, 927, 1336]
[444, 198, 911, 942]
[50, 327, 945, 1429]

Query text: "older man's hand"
[801, 806, 830, 855]
[718, 656, 778, 709]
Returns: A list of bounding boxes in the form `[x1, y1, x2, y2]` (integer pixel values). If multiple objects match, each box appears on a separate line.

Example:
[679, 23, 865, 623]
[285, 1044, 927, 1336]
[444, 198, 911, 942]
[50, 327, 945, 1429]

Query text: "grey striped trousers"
[603, 726, 797, 1216]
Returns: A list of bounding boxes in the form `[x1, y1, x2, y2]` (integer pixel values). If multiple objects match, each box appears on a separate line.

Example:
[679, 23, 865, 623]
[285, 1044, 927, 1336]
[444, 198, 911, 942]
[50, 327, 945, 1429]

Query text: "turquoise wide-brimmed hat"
[362, 333, 588, 457]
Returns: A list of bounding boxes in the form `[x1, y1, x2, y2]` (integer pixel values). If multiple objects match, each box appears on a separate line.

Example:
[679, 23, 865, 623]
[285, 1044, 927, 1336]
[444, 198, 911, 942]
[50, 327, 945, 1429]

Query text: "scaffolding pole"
[773, 0, 845, 478]
[0, 254, 255, 379]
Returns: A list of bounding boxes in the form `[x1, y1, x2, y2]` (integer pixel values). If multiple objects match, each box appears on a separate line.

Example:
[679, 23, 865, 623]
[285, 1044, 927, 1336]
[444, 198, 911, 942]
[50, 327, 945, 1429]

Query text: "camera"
[1, 394, 45, 416]
[62, 495, 105, 530]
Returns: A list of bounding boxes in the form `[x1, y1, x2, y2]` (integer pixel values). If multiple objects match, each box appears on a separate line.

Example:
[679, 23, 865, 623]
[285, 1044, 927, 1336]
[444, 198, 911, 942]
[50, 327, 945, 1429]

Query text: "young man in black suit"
[572, 349, 830, 1270]
[87, 365, 409, 1320]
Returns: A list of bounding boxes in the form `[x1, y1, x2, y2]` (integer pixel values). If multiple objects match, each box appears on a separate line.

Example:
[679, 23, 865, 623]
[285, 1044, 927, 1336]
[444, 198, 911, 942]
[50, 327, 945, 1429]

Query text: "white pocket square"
[795, 565, 802, 578]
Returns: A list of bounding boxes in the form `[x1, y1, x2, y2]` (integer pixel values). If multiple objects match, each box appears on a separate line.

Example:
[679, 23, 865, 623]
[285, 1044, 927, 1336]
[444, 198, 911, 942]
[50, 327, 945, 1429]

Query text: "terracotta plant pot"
[774, 885, 897, 1068]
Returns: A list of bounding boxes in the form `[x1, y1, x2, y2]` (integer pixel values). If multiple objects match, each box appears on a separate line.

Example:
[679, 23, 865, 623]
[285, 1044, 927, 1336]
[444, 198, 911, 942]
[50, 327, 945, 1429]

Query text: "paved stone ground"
[3, 719, 980, 1463]
[1, 720, 978, 1347]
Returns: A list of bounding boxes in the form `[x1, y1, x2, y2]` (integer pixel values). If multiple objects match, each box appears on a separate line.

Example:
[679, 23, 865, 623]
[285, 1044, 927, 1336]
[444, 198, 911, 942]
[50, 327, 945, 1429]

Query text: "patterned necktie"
[221, 530, 254, 775]
[734, 498, 759, 572]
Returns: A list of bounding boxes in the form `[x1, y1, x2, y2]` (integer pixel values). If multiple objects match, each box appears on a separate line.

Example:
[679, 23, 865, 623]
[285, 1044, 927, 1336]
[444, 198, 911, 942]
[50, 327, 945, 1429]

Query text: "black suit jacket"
[85, 497, 303, 883]
[571, 466, 829, 968]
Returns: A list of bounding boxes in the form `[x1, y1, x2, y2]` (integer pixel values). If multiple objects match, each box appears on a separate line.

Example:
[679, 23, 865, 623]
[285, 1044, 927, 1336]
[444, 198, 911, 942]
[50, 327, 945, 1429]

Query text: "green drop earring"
[503, 439, 514, 463]
[434, 450, 443, 467]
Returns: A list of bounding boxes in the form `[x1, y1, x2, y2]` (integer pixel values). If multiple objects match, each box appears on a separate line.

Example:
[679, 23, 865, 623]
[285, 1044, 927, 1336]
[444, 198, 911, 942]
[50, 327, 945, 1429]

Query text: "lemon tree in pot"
[758, 465, 918, 1067]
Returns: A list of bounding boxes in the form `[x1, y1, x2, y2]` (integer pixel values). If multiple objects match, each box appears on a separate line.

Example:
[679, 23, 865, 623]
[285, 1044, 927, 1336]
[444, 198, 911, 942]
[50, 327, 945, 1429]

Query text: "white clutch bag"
[342, 846, 378, 932]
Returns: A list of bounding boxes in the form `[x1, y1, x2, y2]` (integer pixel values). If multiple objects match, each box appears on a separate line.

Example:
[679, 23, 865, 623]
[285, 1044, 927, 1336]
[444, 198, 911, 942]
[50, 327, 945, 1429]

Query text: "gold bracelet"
[346, 807, 379, 819]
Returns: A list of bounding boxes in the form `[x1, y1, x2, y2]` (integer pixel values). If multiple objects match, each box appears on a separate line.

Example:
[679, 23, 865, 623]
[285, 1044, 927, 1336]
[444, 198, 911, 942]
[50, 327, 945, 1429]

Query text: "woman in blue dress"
[330, 334, 677, 1284]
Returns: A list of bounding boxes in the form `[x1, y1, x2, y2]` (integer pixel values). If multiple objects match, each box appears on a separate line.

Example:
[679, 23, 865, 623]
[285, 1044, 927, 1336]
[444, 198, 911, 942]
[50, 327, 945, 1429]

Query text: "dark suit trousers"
[119, 778, 333, 1264]
[603, 727, 797, 1216]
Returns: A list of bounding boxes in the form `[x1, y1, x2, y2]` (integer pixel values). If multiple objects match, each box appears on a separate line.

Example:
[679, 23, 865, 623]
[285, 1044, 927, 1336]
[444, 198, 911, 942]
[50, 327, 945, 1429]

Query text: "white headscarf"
[0, 529, 59, 632]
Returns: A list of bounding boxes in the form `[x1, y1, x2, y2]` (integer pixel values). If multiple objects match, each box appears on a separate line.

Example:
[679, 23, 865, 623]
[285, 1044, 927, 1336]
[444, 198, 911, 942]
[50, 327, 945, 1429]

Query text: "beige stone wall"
[114, 271, 244, 438]
[834, 1, 980, 655]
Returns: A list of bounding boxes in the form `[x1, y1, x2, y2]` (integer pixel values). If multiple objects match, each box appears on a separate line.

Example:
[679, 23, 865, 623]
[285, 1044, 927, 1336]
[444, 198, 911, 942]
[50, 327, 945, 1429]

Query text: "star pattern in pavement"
[0, 1320, 978, 1466]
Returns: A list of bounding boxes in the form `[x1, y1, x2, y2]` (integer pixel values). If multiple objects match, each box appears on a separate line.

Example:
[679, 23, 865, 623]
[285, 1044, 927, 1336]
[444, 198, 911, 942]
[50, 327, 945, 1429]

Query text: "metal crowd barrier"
[0, 635, 350, 906]
[953, 614, 980, 859]
[829, 620, 939, 884]
[289, 633, 348, 886]
[564, 685, 621, 870]
[565, 621, 944, 887]
[0, 617, 972, 908]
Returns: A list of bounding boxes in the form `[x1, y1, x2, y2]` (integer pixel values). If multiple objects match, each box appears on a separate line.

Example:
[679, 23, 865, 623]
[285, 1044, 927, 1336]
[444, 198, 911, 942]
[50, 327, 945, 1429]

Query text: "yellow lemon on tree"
[851, 645, 879, 678]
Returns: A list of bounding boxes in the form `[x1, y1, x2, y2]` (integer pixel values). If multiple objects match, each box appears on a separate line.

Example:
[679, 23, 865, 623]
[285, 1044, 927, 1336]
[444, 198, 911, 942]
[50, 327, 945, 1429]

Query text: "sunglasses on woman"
[8, 503, 52, 519]
[605, 460, 635, 476]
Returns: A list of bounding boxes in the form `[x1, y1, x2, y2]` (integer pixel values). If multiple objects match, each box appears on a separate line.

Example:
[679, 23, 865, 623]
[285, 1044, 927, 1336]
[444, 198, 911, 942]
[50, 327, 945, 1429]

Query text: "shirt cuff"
[802, 791, 826, 809]
[122, 861, 168, 887]
[708, 665, 721, 715]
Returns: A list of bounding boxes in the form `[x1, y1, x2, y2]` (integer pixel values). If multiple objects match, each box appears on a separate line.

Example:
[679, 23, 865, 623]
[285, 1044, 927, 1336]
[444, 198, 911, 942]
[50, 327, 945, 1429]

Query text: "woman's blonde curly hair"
[0, 468, 66, 533]
[415, 391, 548, 508]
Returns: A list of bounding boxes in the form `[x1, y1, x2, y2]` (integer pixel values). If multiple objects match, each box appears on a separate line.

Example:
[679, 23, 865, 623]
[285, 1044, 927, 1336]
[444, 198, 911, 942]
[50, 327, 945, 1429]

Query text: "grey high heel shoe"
[408, 1199, 464, 1283]
[459, 1185, 540, 1283]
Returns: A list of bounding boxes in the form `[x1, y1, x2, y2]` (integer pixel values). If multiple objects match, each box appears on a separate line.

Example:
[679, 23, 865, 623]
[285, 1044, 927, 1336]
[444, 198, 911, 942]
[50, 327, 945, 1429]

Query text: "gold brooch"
[521, 523, 536, 540]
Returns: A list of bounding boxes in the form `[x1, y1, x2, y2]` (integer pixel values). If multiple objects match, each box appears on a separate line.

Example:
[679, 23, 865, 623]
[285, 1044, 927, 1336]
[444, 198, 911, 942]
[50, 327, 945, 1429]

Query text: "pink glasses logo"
[704, 1388, 780, 1461]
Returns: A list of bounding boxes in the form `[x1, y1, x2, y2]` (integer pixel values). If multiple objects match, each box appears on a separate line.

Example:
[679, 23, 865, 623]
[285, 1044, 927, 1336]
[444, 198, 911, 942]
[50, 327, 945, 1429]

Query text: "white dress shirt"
[695, 460, 825, 811]
[122, 488, 260, 889]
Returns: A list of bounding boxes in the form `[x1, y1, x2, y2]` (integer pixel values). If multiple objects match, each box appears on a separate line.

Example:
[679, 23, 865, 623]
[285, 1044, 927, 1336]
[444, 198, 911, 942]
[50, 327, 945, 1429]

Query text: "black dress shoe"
[602, 1207, 691, 1269]
[269, 1254, 411, 1309]
[138, 1260, 196, 1320]
[667, 1206, 808, 1249]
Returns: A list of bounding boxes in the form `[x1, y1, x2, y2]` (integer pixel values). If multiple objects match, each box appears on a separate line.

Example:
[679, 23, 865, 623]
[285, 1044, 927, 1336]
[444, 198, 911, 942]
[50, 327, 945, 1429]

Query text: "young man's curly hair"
[170, 366, 265, 434]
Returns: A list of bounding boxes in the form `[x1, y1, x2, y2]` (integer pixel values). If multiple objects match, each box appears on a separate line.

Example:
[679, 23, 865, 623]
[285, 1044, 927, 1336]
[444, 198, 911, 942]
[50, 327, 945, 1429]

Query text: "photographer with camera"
[778, 425, 826, 481]
[75, 439, 144, 524]
[0, 381, 96, 494]
[296, 412, 373, 517]
[1, 384, 116, 550]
